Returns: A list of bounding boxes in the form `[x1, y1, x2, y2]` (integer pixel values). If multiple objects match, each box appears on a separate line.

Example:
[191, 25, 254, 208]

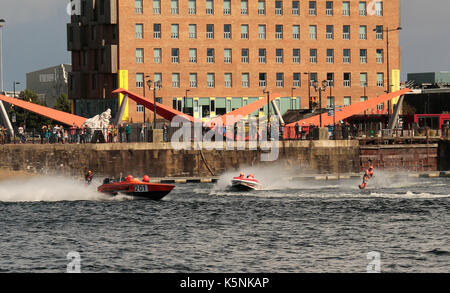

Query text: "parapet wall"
[0, 140, 360, 177]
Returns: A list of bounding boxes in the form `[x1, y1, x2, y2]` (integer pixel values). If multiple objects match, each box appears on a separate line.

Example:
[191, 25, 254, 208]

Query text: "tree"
[54, 93, 71, 113]
[8, 89, 52, 131]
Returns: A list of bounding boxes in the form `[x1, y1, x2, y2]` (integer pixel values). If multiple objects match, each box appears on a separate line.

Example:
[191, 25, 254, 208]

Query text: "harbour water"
[0, 172, 448, 273]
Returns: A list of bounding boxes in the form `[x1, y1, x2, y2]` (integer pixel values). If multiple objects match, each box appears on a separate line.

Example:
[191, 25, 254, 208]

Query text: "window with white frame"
[376, 25, 383, 40]
[189, 24, 197, 39]
[153, 23, 161, 39]
[275, 25, 283, 39]
[310, 48, 317, 63]
[343, 25, 350, 40]
[293, 73, 300, 87]
[206, 0, 214, 14]
[292, 25, 300, 39]
[171, 48, 179, 63]
[259, 48, 266, 63]
[360, 49, 367, 63]
[360, 25, 367, 40]
[224, 49, 232, 63]
[189, 48, 197, 63]
[154, 73, 162, 88]
[189, 0, 196, 15]
[344, 96, 351, 106]
[207, 73, 215, 88]
[171, 0, 179, 14]
[326, 1, 333, 16]
[359, 1, 367, 16]
[258, 0, 265, 15]
[327, 96, 335, 108]
[309, 25, 317, 40]
[224, 0, 231, 15]
[172, 73, 180, 88]
[207, 48, 215, 63]
[153, 48, 161, 63]
[275, 1, 283, 15]
[259, 73, 267, 87]
[242, 73, 249, 88]
[326, 49, 334, 64]
[309, 1, 316, 15]
[377, 72, 384, 87]
[241, 0, 248, 15]
[136, 24, 143, 39]
[241, 24, 249, 39]
[376, 49, 384, 64]
[375, 1, 383, 16]
[360, 72, 368, 87]
[153, 0, 160, 14]
[258, 25, 266, 39]
[190, 73, 197, 88]
[344, 72, 351, 87]
[136, 48, 144, 63]
[206, 24, 214, 39]
[224, 73, 232, 88]
[276, 72, 284, 88]
[342, 1, 350, 16]
[135, 0, 143, 14]
[276, 48, 283, 63]
[343, 49, 351, 63]
[293, 49, 300, 63]
[171, 24, 179, 39]
[292, 1, 300, 15]
[137, 104, 144, 113]
[136, 73, 144, 88]
[326, 25, 334, 40]
[224, 24, 232, 39]
[241, 48, 249, 63]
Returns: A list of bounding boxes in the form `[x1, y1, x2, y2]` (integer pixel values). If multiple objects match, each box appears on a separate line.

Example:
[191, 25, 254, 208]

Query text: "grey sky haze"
[0, 0, 449, 92]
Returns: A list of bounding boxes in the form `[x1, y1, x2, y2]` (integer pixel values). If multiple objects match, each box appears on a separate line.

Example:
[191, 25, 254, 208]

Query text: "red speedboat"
[98, 177, 175, 200]
[230, 174, 262, 191]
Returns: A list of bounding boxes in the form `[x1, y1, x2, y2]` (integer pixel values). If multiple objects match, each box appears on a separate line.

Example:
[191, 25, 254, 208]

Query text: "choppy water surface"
[0, 173, 448, 273]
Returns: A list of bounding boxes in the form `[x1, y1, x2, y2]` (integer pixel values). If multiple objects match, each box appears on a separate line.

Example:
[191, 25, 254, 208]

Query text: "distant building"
[407, 72, 450, 88]
[26, 64, 72, 108]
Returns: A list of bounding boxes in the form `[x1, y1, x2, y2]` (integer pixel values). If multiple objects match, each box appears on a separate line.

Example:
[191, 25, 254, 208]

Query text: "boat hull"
[230, 178, 262, 191]
[98, 181, 175, 200]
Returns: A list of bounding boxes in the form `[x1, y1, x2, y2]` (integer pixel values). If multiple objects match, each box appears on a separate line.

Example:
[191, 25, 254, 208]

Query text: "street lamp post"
[147, 80, 161, 129]
[304, 72, 311, 110]
[263, 88, 270, 139]
[374, 26, 402, 117]
[184, 89, 190, 113]
[0, 19, 5, 92]
[313, 80, 329, 128]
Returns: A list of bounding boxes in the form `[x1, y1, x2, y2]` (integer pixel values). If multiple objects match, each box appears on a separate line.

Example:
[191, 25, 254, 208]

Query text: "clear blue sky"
[0, 0, 449, 92]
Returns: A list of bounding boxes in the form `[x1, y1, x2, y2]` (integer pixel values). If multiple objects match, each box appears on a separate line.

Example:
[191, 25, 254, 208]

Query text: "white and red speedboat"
[230, 174, 262, 191]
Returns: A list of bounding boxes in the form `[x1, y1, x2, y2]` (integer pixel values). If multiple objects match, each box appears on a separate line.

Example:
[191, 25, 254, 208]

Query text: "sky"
[0, 0, 449, 92]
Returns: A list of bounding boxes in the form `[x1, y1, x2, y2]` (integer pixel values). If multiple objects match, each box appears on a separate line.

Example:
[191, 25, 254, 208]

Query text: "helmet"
[240, 172, 244, 176]
[88, 170, 92, 175]
[126, 175, 134, 181]
[143, 175, 150, 182]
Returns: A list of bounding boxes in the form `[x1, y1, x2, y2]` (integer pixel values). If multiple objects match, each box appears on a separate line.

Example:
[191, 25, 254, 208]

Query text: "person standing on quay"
[126, 124, 131, 143]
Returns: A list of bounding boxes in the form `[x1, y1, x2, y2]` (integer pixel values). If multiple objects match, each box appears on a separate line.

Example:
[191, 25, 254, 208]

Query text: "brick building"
[67, 0, 401, 122]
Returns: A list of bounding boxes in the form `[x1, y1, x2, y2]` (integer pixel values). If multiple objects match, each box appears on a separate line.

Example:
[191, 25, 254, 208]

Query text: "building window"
[360, 96, 368, 102]
[135, 0, 143, 14]
[171, 48, 179, 63]
[224, 49, 232, 64]
[136, 24, 143, 39]
[377, 72, 384, 87]
[275, 1, 283, 15]
[376, 49, 384, 64]
[276, 49, 283, 64]
[310, 48, 317, 63]
[360, 25, 367, 40]
[259, 48, 266, 63]
[258, 0, 265, 15]
[207, 73, 215, 88]
[326, 1, 333, 16]
[292, 1, 300, 15]
[136, 48, 144, 63]
[224, 24, 232, 39]
[241, 0, 248, 15]
[292, 25, 300, 39]
[258, 25, 266, 39]
[276, 73, 284, 88]
[275, 25, 283, 39]
[344, 73, 351, 87]
[207, 48, 215, 63]
[172, 73, 180, 88]
[293, 73, 301, 87]
[344, 96, 351, 106]
[224, 73, 232, 88]
[343, 1, 350, 16]
[154, 73, 162, 88]
[343, 49, 351, 63]
[375, 1, 383, 16]
[259, 73, 267, 87]
[327, 96, 335, 108]
[91, 74, 97, 90]
[241, 49, 249, 63]
[309, 1, 316, 15]
[360, 72, 368, 87]
[153, 48, 161, 63]
[309, 25, 317, 40]
[360, 49, 367, 64]
[153, 0, 161, 14]
[343, 25, 350, 40]
[377, 103, 384, 111]
[171, 24, 179, 39]
[327, 73, 334, 87]
[189, 48, 197, 63]
[241, 24, 249, 39]
[153, 24, 161, 39]
[137, 104, 144, 113]
[359, 1, 367, 16]
[189, 0, 196, 15]
[326, 25, 334, 40]
[376, 25, 384, 40]
[242, 73, 250, 88]
[224, 0, 231, 15]
[206, 0, 214, 14]
[293, 49, 300, 63]
[171, 0, 179, 14]
[136, 73, 144, 88]
[310, 72, 317, 86]
[190, 73, 197, 88]
[189, 24, 197, 39]
[206, 24, 214, 39]
[326, 49, 334, 64]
